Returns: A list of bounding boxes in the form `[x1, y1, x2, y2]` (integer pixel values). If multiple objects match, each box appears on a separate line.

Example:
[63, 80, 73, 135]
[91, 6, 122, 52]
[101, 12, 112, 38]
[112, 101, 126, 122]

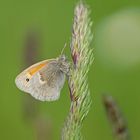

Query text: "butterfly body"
[15, 55, 69, 101]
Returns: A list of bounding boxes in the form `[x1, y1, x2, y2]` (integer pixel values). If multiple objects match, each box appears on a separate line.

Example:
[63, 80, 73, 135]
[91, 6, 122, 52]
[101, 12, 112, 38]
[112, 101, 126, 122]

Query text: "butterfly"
[15, 46, 70, 101]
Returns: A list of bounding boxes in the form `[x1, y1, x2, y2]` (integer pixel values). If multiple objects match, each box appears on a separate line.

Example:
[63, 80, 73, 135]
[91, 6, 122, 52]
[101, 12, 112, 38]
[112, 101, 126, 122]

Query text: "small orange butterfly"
[15, 46, 69, 101]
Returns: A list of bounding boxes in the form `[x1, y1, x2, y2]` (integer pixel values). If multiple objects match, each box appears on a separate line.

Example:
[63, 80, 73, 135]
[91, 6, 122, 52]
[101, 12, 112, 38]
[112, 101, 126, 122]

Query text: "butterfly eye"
[26, 78, 30, 82]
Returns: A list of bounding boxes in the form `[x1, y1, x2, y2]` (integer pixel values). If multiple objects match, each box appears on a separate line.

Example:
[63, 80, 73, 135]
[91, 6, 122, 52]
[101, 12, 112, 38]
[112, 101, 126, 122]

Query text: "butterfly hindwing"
[30, 60, 65, 101]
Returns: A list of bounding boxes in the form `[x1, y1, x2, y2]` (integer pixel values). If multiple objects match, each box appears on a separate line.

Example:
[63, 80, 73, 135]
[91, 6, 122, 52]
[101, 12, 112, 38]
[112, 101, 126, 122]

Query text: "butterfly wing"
[28, 60, 65, 101]
[15, 59, 51, 93]
[15, 59, 65, 101]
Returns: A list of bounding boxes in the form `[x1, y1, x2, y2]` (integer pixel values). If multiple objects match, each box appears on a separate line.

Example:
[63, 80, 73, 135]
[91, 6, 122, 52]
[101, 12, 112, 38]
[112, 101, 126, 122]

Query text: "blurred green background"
[0, 0, 140, 139]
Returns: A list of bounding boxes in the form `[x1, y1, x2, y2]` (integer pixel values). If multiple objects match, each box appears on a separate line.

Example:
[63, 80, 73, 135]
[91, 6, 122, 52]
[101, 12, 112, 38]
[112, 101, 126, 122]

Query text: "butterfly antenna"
[60, 43, 67, 56]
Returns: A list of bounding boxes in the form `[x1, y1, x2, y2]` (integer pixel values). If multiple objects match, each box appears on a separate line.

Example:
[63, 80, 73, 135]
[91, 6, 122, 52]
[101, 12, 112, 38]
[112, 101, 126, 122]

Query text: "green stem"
[62, 2, 94, 140]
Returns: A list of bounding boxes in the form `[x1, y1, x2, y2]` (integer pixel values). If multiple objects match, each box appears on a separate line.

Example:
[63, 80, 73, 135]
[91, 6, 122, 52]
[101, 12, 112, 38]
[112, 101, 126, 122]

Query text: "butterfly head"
[57, 55, 70, 75]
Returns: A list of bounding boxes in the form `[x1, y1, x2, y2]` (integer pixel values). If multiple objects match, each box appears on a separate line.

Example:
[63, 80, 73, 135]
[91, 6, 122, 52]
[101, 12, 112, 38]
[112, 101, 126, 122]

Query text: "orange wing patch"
[28, 62, 48, 76]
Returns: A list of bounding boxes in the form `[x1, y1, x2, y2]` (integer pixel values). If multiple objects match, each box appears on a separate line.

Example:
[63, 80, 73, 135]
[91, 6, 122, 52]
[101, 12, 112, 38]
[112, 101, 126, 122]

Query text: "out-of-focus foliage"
[0, 0, 140, 140]
[96, 9, 140, 69]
